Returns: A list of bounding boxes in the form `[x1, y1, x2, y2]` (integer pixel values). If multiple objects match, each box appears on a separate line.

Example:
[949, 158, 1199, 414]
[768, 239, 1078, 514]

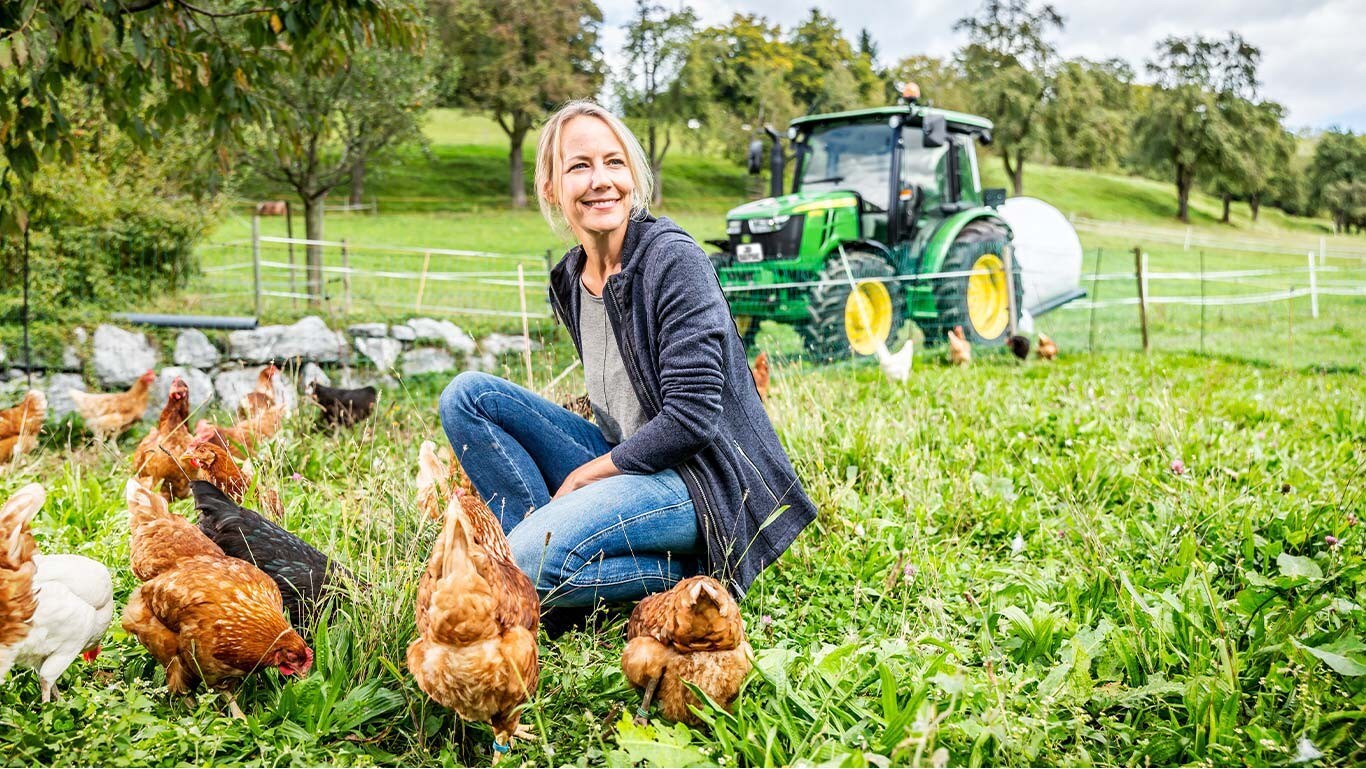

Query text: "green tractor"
[711, 89, 1085, 359]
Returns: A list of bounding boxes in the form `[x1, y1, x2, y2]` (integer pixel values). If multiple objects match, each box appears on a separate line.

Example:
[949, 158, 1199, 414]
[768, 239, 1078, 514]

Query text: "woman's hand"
[553, 453, 622, 499]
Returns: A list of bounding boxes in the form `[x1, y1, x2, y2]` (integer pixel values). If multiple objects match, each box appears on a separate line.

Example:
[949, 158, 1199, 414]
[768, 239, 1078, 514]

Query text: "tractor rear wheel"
[799, 250, 906, 362]
[928, 220, 1021, 346]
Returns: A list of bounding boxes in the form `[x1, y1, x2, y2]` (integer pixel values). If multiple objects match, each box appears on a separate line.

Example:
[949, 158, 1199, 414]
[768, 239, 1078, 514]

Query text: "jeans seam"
[558, 500, 694, 584]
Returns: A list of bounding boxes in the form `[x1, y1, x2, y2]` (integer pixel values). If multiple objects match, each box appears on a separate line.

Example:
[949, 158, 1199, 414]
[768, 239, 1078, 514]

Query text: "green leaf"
[1294, 638, 1366, 676]
[1277, 553, 1323, 581]
[609, 714, 713, 767]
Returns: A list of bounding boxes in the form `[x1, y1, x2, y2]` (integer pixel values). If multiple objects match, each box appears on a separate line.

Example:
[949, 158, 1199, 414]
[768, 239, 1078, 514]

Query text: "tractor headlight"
[747, 215, 790, 234]
[727, 220, 742, 235]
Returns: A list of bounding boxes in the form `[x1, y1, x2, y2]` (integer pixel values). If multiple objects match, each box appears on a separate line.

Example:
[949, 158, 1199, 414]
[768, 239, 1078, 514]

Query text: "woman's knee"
[439, 371, 498, 429]
[508, 525, 566, 593]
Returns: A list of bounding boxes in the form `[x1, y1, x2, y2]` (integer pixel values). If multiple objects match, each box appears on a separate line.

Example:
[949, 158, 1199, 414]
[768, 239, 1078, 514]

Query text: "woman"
[439, 100, 816, 610]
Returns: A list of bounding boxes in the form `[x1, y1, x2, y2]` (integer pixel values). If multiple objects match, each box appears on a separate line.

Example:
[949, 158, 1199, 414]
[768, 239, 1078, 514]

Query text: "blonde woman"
[439, 100, 816, 621]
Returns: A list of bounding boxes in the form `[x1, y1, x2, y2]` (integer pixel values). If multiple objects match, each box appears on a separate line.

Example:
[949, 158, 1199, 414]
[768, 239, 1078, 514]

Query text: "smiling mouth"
[582, 199, 619, 210]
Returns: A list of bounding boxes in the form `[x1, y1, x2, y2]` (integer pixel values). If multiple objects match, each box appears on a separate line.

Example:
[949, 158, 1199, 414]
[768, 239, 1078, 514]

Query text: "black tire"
[799, 250, 906, 362]
[926, 220, 1021, 346]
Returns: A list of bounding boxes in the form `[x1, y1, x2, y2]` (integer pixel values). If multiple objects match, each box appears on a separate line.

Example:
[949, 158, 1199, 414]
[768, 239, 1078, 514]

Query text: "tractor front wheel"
[799, 251, 906, 362]
[929, 220, 1021, 345]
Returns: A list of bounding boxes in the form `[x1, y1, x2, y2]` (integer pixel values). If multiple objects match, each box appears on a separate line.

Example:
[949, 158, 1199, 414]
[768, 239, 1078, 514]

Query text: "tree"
[617, 0, 698, 207]
[1308, 129, 1366, 232]
[954, 0, 1066, 196]
[243, 41, 433, 305]
[433, 0, 604, 208]
[1132, 33, 1260, 222]
[1039, 58, 1133, 170]
[788, 9, 880, 113]
[885, 55, 972, 111]
[0, 0, 415, 233]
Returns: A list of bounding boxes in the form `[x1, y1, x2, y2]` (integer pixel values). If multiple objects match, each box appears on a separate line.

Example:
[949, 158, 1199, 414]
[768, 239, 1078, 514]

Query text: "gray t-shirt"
[579, 281, 647, 444]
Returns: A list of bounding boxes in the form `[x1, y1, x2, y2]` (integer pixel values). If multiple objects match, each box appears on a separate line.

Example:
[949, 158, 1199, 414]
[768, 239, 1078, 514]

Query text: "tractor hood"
[727, 190, 858, 220]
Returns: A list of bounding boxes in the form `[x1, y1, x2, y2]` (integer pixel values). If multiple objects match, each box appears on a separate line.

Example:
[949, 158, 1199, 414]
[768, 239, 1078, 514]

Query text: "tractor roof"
[790, 105, 993, 134]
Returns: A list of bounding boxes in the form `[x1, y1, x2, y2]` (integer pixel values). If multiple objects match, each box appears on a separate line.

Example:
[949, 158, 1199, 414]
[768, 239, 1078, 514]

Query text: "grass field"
[3, 108, 1365, 767]
[2, 351, 1363, 766]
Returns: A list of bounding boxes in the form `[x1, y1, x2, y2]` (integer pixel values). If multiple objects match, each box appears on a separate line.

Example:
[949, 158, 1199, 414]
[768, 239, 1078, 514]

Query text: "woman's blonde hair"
[535, 100, 654, 232]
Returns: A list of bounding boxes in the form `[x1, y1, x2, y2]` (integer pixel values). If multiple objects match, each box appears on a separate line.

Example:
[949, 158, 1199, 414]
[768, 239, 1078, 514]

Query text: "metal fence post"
[1319, 236, 1326, 267]
[1003, 244, 1019, 337]
[415, 250, 432, 312]
[1307, 251, 1319, 319]
[518, 263, 533, 389]
[341, 238, 351, 315]
[252, 215, 262, 319]
[1184, 226, 1191, 251]
[1088, 248, 1103, 353]
[1134, 246, 1150, 354]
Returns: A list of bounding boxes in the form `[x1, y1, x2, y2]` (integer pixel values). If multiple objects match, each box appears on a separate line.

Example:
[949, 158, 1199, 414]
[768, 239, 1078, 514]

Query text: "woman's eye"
[608, 158, 625, 167]
[570, 162, 588, 171]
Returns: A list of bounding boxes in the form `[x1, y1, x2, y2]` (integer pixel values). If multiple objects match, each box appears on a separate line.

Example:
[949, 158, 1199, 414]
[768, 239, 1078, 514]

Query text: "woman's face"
[556, 116, 634, 241]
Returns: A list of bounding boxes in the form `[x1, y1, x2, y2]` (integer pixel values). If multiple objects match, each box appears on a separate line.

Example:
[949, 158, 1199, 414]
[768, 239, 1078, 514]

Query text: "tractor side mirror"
[922, 115, 948, 147]
[983, 188, 1007, 208]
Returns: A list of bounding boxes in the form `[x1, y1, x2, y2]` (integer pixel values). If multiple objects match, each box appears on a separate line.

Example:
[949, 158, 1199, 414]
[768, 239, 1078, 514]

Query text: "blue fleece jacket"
[548, 215, 817, 598]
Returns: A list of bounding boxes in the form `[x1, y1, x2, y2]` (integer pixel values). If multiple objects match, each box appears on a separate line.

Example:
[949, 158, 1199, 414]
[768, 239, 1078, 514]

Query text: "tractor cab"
[713, 87, 1082, 360]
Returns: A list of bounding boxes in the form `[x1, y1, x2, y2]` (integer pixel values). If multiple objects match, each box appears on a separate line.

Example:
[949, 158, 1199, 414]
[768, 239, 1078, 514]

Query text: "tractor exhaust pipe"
[764, 125, 784, 198]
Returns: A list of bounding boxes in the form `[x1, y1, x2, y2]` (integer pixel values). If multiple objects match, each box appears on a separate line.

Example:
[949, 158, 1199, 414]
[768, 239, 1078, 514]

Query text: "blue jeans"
[439, 371, 700, 607]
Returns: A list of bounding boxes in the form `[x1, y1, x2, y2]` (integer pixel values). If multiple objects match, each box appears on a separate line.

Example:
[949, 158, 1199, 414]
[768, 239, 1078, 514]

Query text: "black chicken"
[191, 481, 350, 629]
[1007, 334, 1031, 361]
[307, 383, 379, 427]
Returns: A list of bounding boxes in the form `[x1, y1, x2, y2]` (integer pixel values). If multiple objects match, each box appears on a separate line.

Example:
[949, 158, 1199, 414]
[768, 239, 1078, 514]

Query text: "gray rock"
[400, 347, 456, 377]
[273, 316, 347, 363]
[0, 344, 7, 366]
[92, 325, 158, 388]
[174, 329, 221, 369]
[144, 367, 215, 421]
[228, 326, 282, 363]
[348, 322, 389, 338]
[406, 318, 477, 355]
[71, 327, 88, 346]
[390, 324, 417, 342]
[467, 353, 499, 373]
[62, 346, 81, 370]
[46, 374, 86, 422]
[213, 366, 298, 414]
[354, 337, 403, 371]
[481, 333, 541, 357]
[338, 369, 399, 390]
[0, 376, 40, 404]
[299, 362, 331, 390]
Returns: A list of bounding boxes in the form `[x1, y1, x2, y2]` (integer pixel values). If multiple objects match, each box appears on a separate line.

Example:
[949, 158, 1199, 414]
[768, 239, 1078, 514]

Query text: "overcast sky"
[597, 0, 1366, 132]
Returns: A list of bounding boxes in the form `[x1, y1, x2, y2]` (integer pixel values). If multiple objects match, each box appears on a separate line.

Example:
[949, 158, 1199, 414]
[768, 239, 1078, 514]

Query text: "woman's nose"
[589, 162, 610, 189]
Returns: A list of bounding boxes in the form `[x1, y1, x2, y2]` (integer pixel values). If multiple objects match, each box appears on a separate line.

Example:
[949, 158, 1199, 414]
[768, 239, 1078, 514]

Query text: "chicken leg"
[635, 672, 663, 726]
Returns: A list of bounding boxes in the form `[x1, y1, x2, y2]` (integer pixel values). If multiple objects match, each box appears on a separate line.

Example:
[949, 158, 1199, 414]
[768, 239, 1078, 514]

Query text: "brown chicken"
[750, 351, 771, 402]
[561, 394, 593, 422]
[121, 479, 312, 717]
[947, 326, 972, 367]
[131, 378, 195, 501]
[0, 483, 42, 680]
[238, 365, 279, 419]
[70, 370, 156, 442]
[408, 446, 539, 759]
[416, 441, 459, 521]
[1036, 332, 1058, 361]
[0, 391, 46, 463]
[622, 576, 753, 726]
[181, 438, 283, 518]
[194, 400, 283, 459]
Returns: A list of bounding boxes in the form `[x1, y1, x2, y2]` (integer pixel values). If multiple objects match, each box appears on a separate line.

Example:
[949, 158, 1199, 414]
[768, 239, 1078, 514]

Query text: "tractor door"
[898, 128, 949, 241]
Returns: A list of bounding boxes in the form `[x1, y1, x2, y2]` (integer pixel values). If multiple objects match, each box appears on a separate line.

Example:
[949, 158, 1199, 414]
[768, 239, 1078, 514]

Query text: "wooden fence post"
[1088, 248, 1103, 353]
[415, 250, 432, 312]
[252, 215, 262, 319]
[1003, 244, 1019, 337]
[1184, 226, 1191, 251]
[1307, 251, 1319, 319]
[518, 263, 533, 388]
[1134, 246, 1149, 354]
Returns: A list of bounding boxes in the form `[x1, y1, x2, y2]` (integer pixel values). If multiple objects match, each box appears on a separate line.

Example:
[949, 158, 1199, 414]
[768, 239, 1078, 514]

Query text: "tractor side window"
[958, 144, 978, 202]
[900, 128, 946, 210]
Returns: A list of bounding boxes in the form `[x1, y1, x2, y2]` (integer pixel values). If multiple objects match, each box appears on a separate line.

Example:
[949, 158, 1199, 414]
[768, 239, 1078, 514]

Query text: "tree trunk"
[1250, 195, 1261, 222]
[1011, 151, 1025, 196]
[303, 193, 326, 308]
[349, 156, 365, 207]
[1221, 193, 1231, 224]
[508, 127, 528, 209]
[651, 161, 663, 207]
[1176, 166, 1191, 223]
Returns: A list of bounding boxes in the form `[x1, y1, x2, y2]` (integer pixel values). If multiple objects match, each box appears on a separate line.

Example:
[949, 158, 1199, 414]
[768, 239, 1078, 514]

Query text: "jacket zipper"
[605, 277, 724, 573]
[734, 440, 779, 502]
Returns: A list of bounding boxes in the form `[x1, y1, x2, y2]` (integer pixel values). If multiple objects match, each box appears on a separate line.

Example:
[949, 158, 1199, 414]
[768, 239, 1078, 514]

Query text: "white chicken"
[0, 485, 114, 702]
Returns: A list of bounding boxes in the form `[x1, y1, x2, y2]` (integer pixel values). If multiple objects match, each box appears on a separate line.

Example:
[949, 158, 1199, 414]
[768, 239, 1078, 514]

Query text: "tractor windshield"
[798, 122, 893, 208]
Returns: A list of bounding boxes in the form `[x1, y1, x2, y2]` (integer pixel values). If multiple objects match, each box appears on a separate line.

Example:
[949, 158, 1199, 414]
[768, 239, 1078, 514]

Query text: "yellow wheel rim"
[844, 280, 893, 356]
[967, 253, 1009, 339]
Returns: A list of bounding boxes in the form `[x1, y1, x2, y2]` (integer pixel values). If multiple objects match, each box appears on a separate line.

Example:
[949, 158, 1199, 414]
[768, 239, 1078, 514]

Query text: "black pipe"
[764, 126, 784, 198]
